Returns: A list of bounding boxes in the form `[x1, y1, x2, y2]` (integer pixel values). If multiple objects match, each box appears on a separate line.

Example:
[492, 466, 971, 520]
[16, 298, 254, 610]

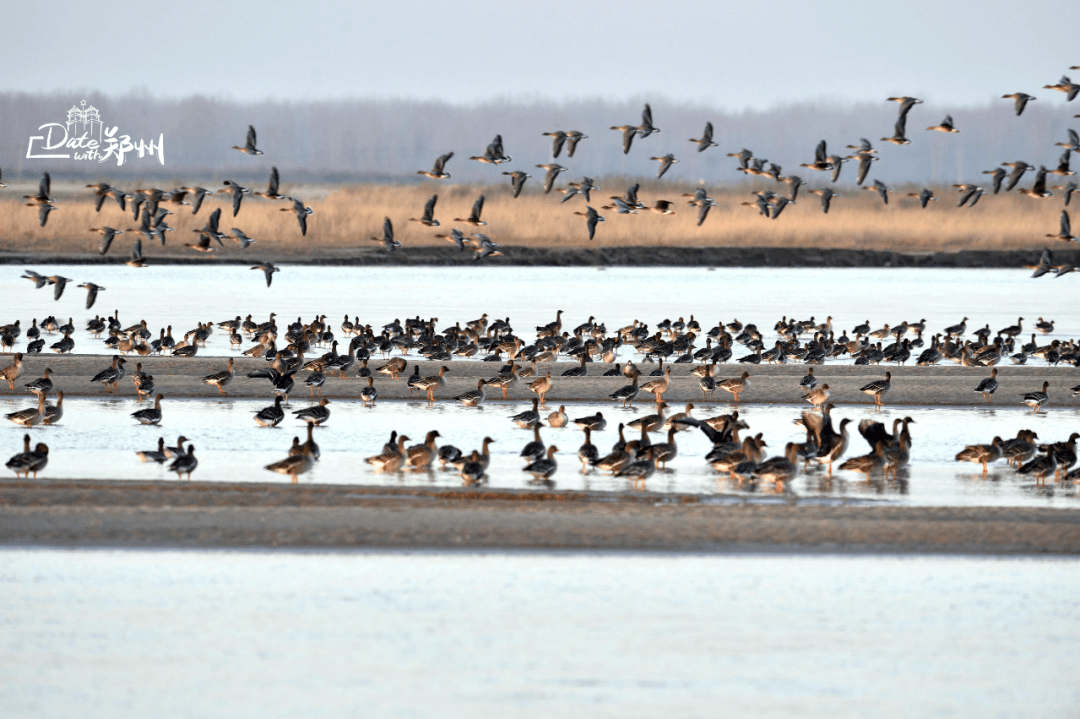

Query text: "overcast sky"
[4, 0, 1079, 110]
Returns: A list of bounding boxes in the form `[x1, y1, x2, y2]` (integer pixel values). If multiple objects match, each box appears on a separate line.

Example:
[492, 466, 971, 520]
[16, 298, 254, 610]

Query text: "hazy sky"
[5, 0, 1079, 110]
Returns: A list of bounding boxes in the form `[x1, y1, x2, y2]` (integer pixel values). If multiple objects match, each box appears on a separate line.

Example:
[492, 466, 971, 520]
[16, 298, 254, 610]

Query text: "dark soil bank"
[0, 245, 1064, 268]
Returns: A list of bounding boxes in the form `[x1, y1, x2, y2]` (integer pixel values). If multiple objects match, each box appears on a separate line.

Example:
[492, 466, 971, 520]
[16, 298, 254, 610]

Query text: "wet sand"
[0, 245, 1067, 268]
[3, 353, 1076, 407]
[1, 478, 1078, 554]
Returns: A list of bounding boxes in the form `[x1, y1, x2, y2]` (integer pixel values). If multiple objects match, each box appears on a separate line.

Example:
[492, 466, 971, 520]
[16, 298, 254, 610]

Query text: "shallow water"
[5, 394, 1080, 507]
[1, 548, 1077, 718]
[3, 265, 1072, 358]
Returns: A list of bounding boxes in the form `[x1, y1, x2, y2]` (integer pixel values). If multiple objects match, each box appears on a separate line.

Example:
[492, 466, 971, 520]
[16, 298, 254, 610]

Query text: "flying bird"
[254, 167, 287, 200]
[651, 154, 679, 178]
[281, 197, 313, 235]
[982, 168, 1007, 194]
[1044, 76, 1080, 101]
[77, 282, 104, 309]
[689, 122, 718, 152]
[1002, 93, 1036, 116]
[230, 229, 256, 248]
[251, 262, 280, 287]
[470, 135, 511, 164]
[417, 152, 453, 179]
[866, 179, 891, 205]
[808, 188, 839, 213]
[573, 206, 604, 240]
[1047, 210, 1077, 242]
[232, 125, 263, 155]
[536, 164, 567, 193]
[409, 195, 441, 226]
[636, 103, 659, 137]
[502, 170, 530, 198]
[90, 227, 124, 255]
[907, 188, 937, 208]
[927, 115, 960, 133]
[218, 180, 250, 217]
[455, 195, 487, 226]
[371, 217, 399, 251]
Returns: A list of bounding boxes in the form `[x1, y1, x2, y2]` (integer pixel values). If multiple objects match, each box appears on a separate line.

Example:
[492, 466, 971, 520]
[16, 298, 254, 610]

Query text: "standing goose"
[6, 440, 49, 478]
[169, 444, 198, 480]
[839, 441, 887, 481]
[265, 445, 315, 483]
[232, 125, 263, 155]
[974, 368, 999, 402]
[528, 371, 553, 405]
[573, 411, 606, 433]
[201, 358, 235, 395]
[524, 445, 559, 482]
[799, 367, 817, 395]
[43, 391, 64, 425]
[751, 443, 801, 491]
[1018, 445, 1057, 485]
[5, 394, 45, 427]
[366, 434, 409, 472]
[293, 398, 331, 426]
[578, 427, 599, 471]
[137, 437, 168, 464]
[1022, 381, 1050, 413]
[254, 396, 286, 427]
[956, 437, 1004, 475]
[609, 369, 641, 407]
[406, 431, 442, 470]
[417, 152, 453, 179]
[520, 425, 546, 463]
[804, 384, 831, 409]
[132, 394, 165, 425]
[718, 371, 751, 402]
[547, 405, 568, 428]
[415, 366, 451, 402]
[628, 402, 670, 434]
[640, 367, 672, 404]
[860, 372, 892, 407]
[359, 376, 378, 405]
[90, 356, 126, 393]
[454, 379, 488, 407]
[23, 368, 53, 398]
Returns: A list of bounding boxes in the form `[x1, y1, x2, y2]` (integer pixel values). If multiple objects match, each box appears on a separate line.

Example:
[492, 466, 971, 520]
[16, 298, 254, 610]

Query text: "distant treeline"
[0, 91, 1074, 186]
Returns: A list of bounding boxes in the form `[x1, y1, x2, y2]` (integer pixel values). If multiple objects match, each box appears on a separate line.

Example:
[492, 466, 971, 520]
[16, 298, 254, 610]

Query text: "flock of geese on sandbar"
[4, 62, 1080, 275]
[3, 307, 1078, 492]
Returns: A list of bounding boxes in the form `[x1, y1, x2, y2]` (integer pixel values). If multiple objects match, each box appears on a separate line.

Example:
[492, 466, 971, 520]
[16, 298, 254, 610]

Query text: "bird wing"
[642, 103, 653, 126]
[297, 212, 307, 236]
[814, 140, 826, 163]
[232, 191, 242, 217]
[471, 195, 484, 220]
[132, 239, 143, 261]
[268, 167, 279, 195]
[247, 125, 257, 148]
[423, 194, 438, 219]
[383, 217, 393, 242]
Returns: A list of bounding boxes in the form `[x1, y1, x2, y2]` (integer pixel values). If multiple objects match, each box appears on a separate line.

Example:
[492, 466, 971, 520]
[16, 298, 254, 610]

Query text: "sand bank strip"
[1, 479, 1078, 554]
[3, 354, 1077, 408]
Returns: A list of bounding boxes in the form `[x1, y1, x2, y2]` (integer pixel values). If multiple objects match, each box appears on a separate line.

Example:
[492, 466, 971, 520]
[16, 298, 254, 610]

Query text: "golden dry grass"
[0, 177, 1064, 257]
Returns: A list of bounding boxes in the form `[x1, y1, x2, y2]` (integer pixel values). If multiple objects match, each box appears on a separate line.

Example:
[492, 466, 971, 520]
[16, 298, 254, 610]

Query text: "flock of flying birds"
[4, 66, 1080, 276]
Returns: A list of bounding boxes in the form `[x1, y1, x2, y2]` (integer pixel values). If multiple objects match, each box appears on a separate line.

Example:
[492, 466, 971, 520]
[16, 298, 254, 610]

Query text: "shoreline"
[2, 478, 1078, 554]
[0, 246, 1063, 268]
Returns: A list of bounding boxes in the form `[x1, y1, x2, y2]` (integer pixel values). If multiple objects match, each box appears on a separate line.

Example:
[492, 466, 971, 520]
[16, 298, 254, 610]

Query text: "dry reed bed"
[0, 178, 1063, 257]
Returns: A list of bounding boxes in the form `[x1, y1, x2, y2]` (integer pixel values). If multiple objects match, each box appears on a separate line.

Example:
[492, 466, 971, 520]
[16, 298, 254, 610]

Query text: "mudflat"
[2, 478, 1078, 554]
[2, 353, 1072, 407]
